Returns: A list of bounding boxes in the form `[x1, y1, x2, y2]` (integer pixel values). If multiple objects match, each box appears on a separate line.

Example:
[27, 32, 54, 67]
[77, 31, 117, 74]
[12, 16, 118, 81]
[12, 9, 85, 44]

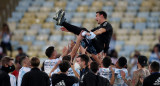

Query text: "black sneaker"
[57, 10, 65, 25]
[53, 9, 62, 21]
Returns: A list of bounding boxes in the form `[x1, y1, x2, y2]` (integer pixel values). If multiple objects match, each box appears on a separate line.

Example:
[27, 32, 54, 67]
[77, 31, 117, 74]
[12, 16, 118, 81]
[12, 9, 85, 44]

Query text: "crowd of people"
[0, 33, 160, 86]
[0, 10, 160, 86]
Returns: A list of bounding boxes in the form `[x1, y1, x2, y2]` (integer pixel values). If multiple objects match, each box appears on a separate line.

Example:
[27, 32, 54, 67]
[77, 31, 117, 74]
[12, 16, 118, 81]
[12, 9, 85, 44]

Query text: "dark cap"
[138, 55, 148, 66]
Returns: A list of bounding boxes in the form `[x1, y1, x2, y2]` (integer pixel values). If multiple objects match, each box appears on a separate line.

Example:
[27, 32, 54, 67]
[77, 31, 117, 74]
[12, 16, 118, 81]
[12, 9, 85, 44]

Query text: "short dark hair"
[31, 57, 40, 68]
[45, 46, 54, 58]
[90, 61, 99, 73]
[19, 56, 28, 66]
[59, 61, 70, 72]
[150, 61, 160, 72]
[78, 54, 89, 66]
[118, 56, 127, 68]
[17, 47, 22, 51]
[62, 55, 71, 62]
[1, 56, 13, 66]
[96, 11, 107, 19]
[138, 55, 148, 67]
[102, 56, 111, 68]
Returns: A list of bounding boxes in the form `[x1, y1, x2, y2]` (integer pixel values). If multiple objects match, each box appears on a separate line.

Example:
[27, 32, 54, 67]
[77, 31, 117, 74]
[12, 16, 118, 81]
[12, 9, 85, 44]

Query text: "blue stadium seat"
[150, 12, 160, 17]
[30, 24, 41, 30]
[16, 6, 28, 12]
[147, 17, 159, 22]
[136, 45, 149, 51]
[63, 35, 75, 41]
[123, 45, 135, 54]
[109, 17, 121, 23]
[49, 35, 62, 42]
[12, 12, 24, 20]
[102, 6, 113, 13]
[23, 35, 35, 42]
[122, 22, 134, 29]
[38, 28, 50, 35]
[116, 40, 125, 47]
[147, 22, 159, 29]
[135, 22, 146, 32]
[127, 6, 139, 12]
[19, 45, 28, 52]
[138, 12, 149, 18]
[33, 40, 46, 46]
[43, 1, 54, 8]
[86, 12, 95, 18]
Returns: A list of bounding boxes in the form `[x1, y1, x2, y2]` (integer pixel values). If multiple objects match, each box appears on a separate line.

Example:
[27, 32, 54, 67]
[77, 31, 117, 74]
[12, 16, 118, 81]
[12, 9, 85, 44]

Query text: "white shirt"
[44, 58, 61, 75]
[98, 68, 112, 81]
[9, 73, 16, 86]
[113, 68, 128, 86]
[18, 67, 31, 86]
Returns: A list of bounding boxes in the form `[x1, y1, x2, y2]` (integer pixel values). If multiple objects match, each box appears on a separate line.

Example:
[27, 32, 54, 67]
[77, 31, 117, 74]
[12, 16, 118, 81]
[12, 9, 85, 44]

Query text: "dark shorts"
[81, 38, 104, 55]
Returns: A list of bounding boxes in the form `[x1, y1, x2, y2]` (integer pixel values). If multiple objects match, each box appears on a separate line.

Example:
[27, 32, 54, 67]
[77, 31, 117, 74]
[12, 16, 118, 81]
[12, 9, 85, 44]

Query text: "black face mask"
[2, 65, 15, 73]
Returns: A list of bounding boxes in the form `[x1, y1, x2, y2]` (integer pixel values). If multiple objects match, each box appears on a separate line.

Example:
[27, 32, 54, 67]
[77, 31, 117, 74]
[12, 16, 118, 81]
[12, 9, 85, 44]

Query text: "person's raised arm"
[71, 64, 80, 79]
[109, 67, 115, 85]
[49, 60, 61, 77]
[93, 28, 106, 35]
[83, 28, 106, 40]
[69, 31, 84, 60]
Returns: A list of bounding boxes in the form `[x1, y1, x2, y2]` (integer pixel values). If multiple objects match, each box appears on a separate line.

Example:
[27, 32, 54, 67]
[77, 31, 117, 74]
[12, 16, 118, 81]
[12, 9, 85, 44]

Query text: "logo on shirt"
[153, 77, 160, 85]
[55, 80, 66, 86]
[103, 22, 107, 26]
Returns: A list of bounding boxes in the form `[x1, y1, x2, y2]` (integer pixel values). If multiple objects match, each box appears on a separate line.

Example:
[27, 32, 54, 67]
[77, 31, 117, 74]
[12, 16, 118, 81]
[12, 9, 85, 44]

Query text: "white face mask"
[74, 62, 81, 70]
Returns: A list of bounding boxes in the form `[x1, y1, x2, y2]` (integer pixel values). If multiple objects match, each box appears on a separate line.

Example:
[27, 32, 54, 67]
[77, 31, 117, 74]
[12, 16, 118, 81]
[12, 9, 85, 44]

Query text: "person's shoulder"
[22, 71, 30, 78]
[143, 74, 152, 82]
[9, 73, 15, 77]
[97, 75, 110, 85]
[102, 21, 108, 26]
[0, 70, 8, 76]
[40, 71, 49, 77]
[68, 76, 79, 82]
[98, 75, 109, 80]
[52, 74, 59, 78]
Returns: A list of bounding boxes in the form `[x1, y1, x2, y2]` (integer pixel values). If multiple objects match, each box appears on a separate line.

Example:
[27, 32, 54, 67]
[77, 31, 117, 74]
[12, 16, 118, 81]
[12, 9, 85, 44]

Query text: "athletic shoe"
[57, 10, 65, 25]
[53, 9, 62, 21]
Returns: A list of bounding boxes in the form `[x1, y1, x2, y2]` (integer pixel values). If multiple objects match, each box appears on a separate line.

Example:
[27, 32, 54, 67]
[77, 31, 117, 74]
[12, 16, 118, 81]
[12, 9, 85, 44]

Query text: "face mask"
[74, 62, 81, 70]
[2, 65, 15, 73]
[8, 65, 15, 72]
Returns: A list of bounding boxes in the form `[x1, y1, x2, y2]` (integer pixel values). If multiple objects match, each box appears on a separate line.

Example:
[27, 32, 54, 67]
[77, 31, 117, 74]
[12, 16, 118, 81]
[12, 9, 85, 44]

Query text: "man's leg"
[62, 22, 88, 35]
[53, 9, 88, 35]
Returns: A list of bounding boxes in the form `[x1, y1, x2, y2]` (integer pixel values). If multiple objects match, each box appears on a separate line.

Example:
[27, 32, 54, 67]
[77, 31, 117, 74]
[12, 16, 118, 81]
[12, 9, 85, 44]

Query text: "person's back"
[98, 57, 112, 80]
[44, 58, 60, 75]
[0, 56, 15, 86]
[18, 56, 31, 86]
[114, 57, 128, 86]
[134, 68, 150, 86]
[21, 57, 50, 86]
[80, 61, 110, 86]
[143, 61, 160, 86]
[98, 68, 112, 80]
[51, 61, 78, 86]
[52, 73, 78, 86]
[22, 68, 50, 86]
[0, 69, 11, 86]
[114, 68, 128, 86]
[143, 72, 160, 86]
